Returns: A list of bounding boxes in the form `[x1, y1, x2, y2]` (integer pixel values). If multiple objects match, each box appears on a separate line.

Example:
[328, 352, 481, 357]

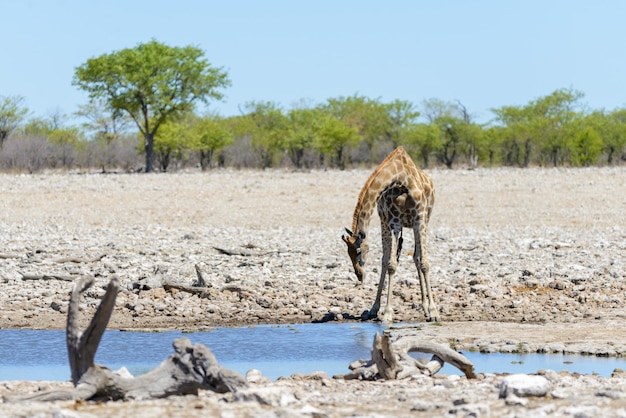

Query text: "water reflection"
[0, 324, 624, 381]
[0, 323, 384, 381]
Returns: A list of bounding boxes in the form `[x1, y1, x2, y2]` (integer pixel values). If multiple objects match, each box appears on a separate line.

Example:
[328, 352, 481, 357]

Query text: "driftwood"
[194, 263, 208, 287]
[20, 273, 75, 281]
[0, 253, 23, 259]
[53, 254, 106, 264]
[160, 264, 212, 295]
[162, 281, 209, 295]
[341, 331, 475, 380]
[213, 246, 309, 257]
[4, 277, 247, 403]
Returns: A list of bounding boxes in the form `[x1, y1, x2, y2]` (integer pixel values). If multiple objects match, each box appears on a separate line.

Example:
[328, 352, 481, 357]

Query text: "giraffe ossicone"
[342, 146, 440, 323]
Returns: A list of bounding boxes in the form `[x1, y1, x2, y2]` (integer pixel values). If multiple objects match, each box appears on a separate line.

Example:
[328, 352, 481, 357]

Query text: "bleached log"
[392, 336, 476, 379]
[342, 332, 476, 381]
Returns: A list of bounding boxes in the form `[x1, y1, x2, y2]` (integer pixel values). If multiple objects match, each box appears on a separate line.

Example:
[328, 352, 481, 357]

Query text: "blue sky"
[2, 0, 625, 124]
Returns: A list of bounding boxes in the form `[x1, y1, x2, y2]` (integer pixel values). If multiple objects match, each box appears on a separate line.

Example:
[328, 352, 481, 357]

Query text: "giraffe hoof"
[426, 314, 441, 322]
[361, 310, 378, 321]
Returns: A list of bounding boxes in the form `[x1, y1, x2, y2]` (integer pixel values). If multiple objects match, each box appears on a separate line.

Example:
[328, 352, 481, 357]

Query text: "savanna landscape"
[1, 29, 626, 418]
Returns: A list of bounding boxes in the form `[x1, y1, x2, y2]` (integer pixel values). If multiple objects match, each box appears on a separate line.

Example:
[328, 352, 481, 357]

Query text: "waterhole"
[0, 323, 623, 381]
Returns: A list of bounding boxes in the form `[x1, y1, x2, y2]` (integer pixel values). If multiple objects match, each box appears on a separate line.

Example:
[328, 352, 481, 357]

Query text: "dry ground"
[1, 166, 626, 417]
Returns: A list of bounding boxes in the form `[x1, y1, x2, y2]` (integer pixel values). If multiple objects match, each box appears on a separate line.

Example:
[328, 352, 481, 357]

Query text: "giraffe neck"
[351, 147, 411, 237]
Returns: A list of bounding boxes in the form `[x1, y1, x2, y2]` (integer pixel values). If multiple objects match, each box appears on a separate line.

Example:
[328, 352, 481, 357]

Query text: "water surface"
[1, 323, 624, 381]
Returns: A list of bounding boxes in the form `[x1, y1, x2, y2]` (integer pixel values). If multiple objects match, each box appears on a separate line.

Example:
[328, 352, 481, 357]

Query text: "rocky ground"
[1, 166, 625, 417]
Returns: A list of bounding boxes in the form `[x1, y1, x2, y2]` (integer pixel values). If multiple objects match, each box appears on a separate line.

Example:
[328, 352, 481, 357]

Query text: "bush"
[0, 136, 54, 173]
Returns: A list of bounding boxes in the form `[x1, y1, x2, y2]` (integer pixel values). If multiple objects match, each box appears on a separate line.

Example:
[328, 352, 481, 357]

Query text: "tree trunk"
[144, 132, 155, 172]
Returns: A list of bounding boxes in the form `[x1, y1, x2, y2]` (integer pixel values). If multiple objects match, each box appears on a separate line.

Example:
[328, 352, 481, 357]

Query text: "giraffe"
[342, 146, 440, 323]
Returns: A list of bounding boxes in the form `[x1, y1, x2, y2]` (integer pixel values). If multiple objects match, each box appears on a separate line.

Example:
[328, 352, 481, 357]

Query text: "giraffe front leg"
[381, 230, 400, 324]
[381, 270, 394, 324]
[364, 267, 386, 320]
[364, 224, 393, 321]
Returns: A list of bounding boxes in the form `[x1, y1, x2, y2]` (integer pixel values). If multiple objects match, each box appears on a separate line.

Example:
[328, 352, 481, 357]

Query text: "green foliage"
[403, 123, 441, 168]
[5, 81, 626, 171]
[492, 88, 587, 167]
[189, 114, 233, 169]
[0, 95, 29, 147]
[383, 99, 420, 148]
[313, 112, 360, 169]
[285, 106, 323, 168]
[584, 109, 626, 165]
[239, 101, 287, 168]
[73, 39, 230, 172]
[420, 99, 482, 168]
[153, 118, 187, 171]
[322, 95, 387, 160]
[491, 105, 536, 166]
[572, 126, 603, 166]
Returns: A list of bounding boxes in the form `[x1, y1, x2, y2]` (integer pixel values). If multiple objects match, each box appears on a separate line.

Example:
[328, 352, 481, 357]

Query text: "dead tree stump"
[4, 277, 247, 403]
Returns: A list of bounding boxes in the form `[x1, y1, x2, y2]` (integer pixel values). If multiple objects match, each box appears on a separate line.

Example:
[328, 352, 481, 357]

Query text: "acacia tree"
[190, 114, 233, 170]
[532, 88, 584, 166]
[240, 101, 287, 168]
[285, 106, 323, 168]
[491, 105, 536, 166]
[322, 95, 388, 162]
[73, 39, 230, 172]
[585, 109, 626, 165]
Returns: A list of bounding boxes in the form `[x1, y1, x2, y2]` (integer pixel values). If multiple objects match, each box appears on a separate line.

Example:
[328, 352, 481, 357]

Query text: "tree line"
[1, 40, 625, 173]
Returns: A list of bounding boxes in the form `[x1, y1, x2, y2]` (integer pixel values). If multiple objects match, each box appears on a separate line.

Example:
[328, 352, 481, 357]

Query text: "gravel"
[1, 166, 626, 416]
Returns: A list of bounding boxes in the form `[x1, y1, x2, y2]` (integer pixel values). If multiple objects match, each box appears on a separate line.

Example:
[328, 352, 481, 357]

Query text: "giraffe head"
[342, 228, 368, 283]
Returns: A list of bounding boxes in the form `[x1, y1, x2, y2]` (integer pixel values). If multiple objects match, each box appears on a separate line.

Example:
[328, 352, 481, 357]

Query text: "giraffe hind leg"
[414, 228, 440, 322]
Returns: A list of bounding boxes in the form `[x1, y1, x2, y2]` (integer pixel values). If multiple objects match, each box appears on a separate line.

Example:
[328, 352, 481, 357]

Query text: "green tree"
[586, 109, 626, 165]
[240, 101, 287, 168]
[421, 99, 480, 168]
[381, 99, 420, 149]
[322, 95, 388, 161]
[491, 105, 536, 167]
[190, 114, 233, 170]
[0, 95, 29, 148]
[73, 39, 230, 172]
[533, 88, 584, 166]
[571, 126, 603, 166]
[313, 113, 360, 169]
[403, 123, 441, 168]
[285, 106, 322, 168]
[153, 118, 187, 171]
[492, 88, 585, 166]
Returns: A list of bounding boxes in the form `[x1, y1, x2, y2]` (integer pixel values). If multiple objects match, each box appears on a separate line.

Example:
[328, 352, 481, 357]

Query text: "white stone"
[499, 374, 550, 398]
